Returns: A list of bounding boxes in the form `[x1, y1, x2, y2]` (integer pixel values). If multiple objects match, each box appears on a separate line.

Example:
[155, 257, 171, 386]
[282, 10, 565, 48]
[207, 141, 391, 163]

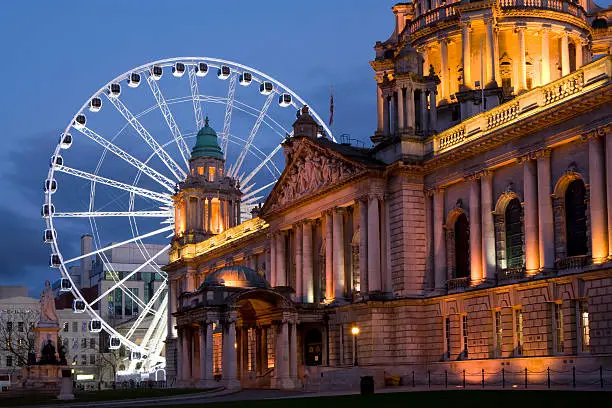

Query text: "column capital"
[459, 20, 472, 30]
[322, 208, 334, 217]
[533, 148, 552, 159]
[334, 206, 346, 214]
[514, 25, 527, 33]
[582, 126, 608, 141]
[369, 192, 385, 202]
[540, 23, 552, 33]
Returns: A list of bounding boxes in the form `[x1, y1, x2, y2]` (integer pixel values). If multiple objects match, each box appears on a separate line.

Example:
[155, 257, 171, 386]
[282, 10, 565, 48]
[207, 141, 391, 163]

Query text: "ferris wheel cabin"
[107, 83, 121, 98]
[50, 154, 63, 168]
[260, 81, 273, 95]
[89, 320, 102, 333]
[172, 62, 186, 77]
[41, 204, 54, 218]
[150, 65, 163, 80]
[195, 62, 208, 77]
[239, 72, 252, 86]
[127, 72, 141, 88]
[49, 254, 61, 268]
[73, 299, 86, 313]
[44, 178, 57, 194]
[73, 114, 86, 129]
[217, 65, 230, 80]
[278, 93, 292, 107]
[59, 133, 72, 149]
[58, 278, 72, 292]
[130, 351, 142, 361]
[109, 336, 121, 350]
[43, 228, 56, 243]
[89, 97, 102, 112]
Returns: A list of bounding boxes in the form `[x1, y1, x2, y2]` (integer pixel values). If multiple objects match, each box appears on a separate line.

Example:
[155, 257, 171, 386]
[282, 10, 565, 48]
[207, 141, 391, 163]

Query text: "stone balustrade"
[497, 267, 526, 282]
[447, 276, 471, 291]
[408, 3, 459, 34]
[432, 56, 611, 155]
[556, 255, 589, 270]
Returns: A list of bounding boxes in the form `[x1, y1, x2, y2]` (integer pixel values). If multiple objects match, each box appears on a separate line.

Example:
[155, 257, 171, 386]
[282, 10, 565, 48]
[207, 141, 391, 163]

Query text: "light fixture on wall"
[351, 326, 360, 366]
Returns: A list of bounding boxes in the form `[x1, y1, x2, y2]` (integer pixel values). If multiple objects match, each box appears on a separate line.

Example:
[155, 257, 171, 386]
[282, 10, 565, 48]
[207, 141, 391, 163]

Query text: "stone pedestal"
[58, 368, 75, 400]
[35, 323, 60, 363]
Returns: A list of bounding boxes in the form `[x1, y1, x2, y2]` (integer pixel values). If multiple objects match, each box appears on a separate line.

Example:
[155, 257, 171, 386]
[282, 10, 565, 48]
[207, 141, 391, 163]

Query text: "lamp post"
[351, 326, 360, 366]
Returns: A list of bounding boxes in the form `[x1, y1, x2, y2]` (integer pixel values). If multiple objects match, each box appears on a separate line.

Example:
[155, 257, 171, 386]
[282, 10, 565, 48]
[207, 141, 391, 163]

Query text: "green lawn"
[0, 387, 209, 407]
[153, 390, 609, 408]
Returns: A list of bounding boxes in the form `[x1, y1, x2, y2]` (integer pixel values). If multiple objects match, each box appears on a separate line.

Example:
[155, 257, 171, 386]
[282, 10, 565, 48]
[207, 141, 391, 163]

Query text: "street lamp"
[351, 326, 360, 366]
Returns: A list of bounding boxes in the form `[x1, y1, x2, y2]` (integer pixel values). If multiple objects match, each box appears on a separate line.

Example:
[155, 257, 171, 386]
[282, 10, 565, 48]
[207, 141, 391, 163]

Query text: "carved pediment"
[266, 142, 362, 212]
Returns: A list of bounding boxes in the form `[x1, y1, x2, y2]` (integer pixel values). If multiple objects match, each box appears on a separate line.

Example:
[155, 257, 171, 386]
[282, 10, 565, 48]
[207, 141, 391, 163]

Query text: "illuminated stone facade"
[165, 1, 612, 390]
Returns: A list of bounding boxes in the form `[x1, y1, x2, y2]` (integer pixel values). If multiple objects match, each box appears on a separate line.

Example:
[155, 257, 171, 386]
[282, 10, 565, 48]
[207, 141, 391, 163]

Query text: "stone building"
[164, 1, 612, 390]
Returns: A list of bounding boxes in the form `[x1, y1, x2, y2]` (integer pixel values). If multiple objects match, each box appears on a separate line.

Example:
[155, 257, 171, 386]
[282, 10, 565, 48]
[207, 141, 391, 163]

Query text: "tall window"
[462, 315, 468, 358]
[6, 356, 12, 367]
[565, 179, 587, 256]
[114, 288, 123, 316]
[495, 311, 503, 357]
[445, 317, 451, 359]
[72, 322, 78, 333]
[515, 309, 523, 356]
[90, 338, 96, 349]
[17, 322, 24, 332]
[579, 301, 590, 352]
[124, 288, 139, 316]
[505, 198, 523, 268]
[208, 166, 216, 182]
[554, 303, 564, 353]
[455, 214, 470, 278]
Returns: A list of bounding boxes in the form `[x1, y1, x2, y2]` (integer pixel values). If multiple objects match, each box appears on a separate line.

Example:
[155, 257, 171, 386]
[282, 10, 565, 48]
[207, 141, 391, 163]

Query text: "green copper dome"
[191, 117, 223, 159]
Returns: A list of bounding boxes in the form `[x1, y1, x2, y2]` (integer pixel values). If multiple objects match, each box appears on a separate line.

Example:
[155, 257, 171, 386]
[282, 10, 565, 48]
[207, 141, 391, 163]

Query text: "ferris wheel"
[42, 57, 333, 374]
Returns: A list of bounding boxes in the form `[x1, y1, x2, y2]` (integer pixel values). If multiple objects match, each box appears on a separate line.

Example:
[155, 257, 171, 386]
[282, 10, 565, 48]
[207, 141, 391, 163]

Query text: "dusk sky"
[0, 1, 398, 294]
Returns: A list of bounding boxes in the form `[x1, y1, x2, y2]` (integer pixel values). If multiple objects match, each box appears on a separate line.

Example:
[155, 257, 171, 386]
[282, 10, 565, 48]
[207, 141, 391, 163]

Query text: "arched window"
[505, 198, 524, 268]
[565, 179, 587, 256]
[455, 213, 470, 278]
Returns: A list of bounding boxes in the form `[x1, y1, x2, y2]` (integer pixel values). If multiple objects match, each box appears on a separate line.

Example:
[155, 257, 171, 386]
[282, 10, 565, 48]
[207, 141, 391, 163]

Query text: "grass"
[151, 390, 610, 408]
[0, 387, 208, 407]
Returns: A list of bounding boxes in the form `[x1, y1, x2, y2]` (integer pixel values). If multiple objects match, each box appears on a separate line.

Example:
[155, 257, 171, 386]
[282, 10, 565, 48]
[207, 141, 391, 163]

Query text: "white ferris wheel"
[42, 57, 333, 375]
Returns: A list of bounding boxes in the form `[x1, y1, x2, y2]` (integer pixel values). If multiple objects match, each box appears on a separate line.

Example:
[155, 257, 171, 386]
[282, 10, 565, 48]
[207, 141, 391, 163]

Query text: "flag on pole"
[329, 86, 334, 126]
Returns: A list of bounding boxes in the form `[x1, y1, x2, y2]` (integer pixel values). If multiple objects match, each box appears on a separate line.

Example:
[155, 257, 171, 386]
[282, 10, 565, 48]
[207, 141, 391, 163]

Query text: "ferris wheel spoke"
[75, 126, 176, 193]
[230, 92, 275, 178]
[241, 143, 283, 186]
[104, 94, 187, 181]
[146, 76, 191, 168]
[89, 245, 170, 307]
[53, 210, 171, 218]
[241, 180, 276, 201]
[126, 281, 166, 340]
[221, 74, 237, 158]
[188, 67, 205, 130]
[63, 225, 173, 264]
[54, 165, 173, 205]
[242, 196, 264, 205]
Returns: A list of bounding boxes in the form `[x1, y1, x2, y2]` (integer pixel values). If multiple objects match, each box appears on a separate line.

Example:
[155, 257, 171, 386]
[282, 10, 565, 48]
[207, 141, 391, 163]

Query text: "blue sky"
[0, 0, 396, 293]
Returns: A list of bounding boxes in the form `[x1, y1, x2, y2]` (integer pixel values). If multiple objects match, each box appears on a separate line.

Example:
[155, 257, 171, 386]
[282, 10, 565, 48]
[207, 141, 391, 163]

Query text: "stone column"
[198, 324, 207, 384]
[561, 31, 570, 76]
[302, 221, 314, 302]
[606, 131, 612, 259]
[223, 320, 238, 387]
[276, 232, 287, 286]
[407, 88, 415, 129]
[359, 198, 369, 294]
[219, 200, 225, 232]
[383, 93, 390, 135]
[523, 157, 540, 275]
[376, 84, 384, 133]
[295, 223, 303, 302]
[289, 322, 298, 381]
[536, 150, 555, 270]
[469, 176, 483, 284]
[274, 321, 290, 388]
[332, 208, 345, 301]
[167, 279, 177, 338]
[397, 86, 405, 131]
[182, 326, 191, 381]
[207, 198, 212, 233]
[367, 195, 381, 292]
[205, 321, 214, 382]
[270, 233, 277, 287]
[433, 189, 446, 290]
[588, 133, 609, 262]
[429, 90, 437, 132]
[420, 90, 428, 132]
[541, 26, 551, 85]
[324, 211, 334, 301]
[461, 22, 472, 89]
[575, 38, 584, 69]
[485, 18, 496, 86]
[516, 26, 527, 92]
[196, 198, 202, 230]
[480, 171, 496, 281]
[440, 38, 449, 101]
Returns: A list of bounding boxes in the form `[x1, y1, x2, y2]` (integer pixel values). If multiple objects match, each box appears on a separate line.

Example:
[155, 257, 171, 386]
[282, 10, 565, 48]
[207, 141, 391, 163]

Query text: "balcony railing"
[556, 255, 589, 270]
[497, 267, 526, 282]
[499, 0, 586, 20]
[432, 56, 611, 155]
[408, 3, 458, 34]
[447, 277, 471, 291]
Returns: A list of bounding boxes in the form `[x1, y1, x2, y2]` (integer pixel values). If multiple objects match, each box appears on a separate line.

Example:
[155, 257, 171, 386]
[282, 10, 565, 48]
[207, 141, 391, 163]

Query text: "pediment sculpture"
[271, 148, 359, 210]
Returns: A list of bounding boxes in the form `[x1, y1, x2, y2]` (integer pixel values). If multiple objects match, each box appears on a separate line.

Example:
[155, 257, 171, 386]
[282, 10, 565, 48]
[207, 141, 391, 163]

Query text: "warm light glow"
[197, 166, 204, 176]
[208, 166, 216, 182]
[234, 342, 237, 349]
[76, 374, 94, 381]
[351, 326, 360, 336]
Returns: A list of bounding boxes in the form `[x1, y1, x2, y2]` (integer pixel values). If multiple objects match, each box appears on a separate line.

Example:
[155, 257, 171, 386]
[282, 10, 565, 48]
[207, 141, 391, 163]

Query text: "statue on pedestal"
[40, 280, 58, 325]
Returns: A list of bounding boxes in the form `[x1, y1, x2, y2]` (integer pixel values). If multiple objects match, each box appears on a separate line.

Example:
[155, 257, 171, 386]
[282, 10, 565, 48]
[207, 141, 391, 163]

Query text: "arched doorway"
[304, 328, 323, 366]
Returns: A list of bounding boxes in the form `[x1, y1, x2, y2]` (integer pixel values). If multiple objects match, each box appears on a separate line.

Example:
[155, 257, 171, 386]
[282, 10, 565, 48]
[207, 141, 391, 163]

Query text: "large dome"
[200, 265, 269, 289]
[191, 117, 223, 159]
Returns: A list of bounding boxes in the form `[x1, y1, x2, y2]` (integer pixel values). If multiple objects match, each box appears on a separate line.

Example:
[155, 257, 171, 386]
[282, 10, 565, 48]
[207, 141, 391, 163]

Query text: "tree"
[0, 309, 40, 376]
